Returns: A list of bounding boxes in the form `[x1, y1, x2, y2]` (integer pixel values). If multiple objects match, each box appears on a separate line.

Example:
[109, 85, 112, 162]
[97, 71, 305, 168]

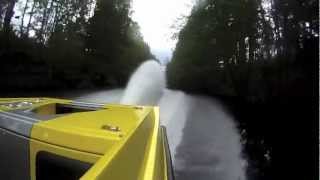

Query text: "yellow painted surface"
[0, 98, 169, 180]
[80, 107, 168, 180]
[138, 107, 166, 180]
[31, 105, 151, 155]
[35, 103, 56, 115]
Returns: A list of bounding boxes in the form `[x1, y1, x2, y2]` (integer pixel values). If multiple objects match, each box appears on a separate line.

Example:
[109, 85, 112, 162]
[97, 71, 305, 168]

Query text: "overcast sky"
[131, 0, 194, 64]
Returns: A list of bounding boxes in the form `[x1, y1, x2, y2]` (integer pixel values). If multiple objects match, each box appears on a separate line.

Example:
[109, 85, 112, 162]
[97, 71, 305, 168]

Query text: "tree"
[0, 0, 152, 89]
[3, 0, 16, 34]
[25, 0, 36, 37]
[168, 0, 263, 97]
[85, 0, 151, 86]
[167, 0, 318, 100]
[20, 0, 29, 36]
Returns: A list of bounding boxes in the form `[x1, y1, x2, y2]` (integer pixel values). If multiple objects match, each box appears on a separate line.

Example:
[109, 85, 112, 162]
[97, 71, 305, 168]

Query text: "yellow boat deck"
[0, 98, 173, 180]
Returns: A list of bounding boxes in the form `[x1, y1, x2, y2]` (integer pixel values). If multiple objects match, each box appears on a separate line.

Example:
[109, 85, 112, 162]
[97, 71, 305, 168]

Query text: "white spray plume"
[120, 60, 166, 106]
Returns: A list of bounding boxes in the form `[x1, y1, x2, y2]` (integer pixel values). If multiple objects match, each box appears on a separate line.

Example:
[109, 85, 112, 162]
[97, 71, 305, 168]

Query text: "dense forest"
[0, 0, 153, 90]
[167, 0, 318, 179]
[168, 0, 318, 100]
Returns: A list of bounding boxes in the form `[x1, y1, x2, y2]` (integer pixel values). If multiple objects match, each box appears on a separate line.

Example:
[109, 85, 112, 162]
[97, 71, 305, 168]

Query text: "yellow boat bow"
[0, 98, 173, 180]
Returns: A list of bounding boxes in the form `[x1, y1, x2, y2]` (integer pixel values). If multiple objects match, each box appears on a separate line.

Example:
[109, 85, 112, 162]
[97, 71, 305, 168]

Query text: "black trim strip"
[0, 111, 39, 122]
[0, 112, 34, 136]
[0, 126, 30, 139]
[161, 126, 175, 180]
[72, 101, 104, 107]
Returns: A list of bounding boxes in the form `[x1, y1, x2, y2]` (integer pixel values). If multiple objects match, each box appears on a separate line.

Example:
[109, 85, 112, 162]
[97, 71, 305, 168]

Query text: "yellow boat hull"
[0, 98, 173, 180]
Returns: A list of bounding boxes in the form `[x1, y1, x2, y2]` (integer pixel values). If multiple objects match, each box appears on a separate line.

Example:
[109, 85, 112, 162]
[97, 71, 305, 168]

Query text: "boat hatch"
[36, 151, 92, 180]
[32, 103, 98, 116]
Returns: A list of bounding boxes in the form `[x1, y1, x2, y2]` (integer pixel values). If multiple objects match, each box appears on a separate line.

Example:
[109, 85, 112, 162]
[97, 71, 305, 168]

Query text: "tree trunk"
[26, 0, 36, 37]
[0, 1, 7, 26]
[38, 0, 49, 42]
[42, 0, 55, 41]
[3, 0, 16, 34]
[20, 0, 29, 37]
[50, 1, 62, 34]
[248, 36, 255, 63]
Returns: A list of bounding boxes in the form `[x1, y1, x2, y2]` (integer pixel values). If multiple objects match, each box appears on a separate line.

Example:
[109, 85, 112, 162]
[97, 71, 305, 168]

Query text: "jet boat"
[0, 98, 173, 180]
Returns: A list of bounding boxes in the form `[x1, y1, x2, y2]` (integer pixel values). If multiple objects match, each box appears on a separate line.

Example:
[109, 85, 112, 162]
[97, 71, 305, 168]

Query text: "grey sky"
[131, 0, 194, 64]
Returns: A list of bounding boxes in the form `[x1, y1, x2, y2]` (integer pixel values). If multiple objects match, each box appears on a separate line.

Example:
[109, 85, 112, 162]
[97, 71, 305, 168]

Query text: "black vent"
[36, 151, 92, 180]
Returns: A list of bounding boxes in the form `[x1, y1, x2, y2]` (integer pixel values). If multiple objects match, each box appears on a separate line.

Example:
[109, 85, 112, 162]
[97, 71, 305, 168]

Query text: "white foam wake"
[120, 60, 166, 106]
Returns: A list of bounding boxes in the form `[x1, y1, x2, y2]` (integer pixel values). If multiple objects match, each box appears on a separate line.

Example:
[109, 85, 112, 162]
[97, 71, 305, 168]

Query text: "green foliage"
[85, 0, 153, 86]
[0, 0, 153, 90]
[167, 0, 318, 101]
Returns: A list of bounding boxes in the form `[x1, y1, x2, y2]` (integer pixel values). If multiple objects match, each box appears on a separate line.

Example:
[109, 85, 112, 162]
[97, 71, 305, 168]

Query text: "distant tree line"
[167, 0, 318, 102]
[0, 0, 154, 90]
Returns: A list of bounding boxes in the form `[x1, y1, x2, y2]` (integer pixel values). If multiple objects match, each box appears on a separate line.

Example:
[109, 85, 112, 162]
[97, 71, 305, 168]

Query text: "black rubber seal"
[161, 126, 175, 180]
